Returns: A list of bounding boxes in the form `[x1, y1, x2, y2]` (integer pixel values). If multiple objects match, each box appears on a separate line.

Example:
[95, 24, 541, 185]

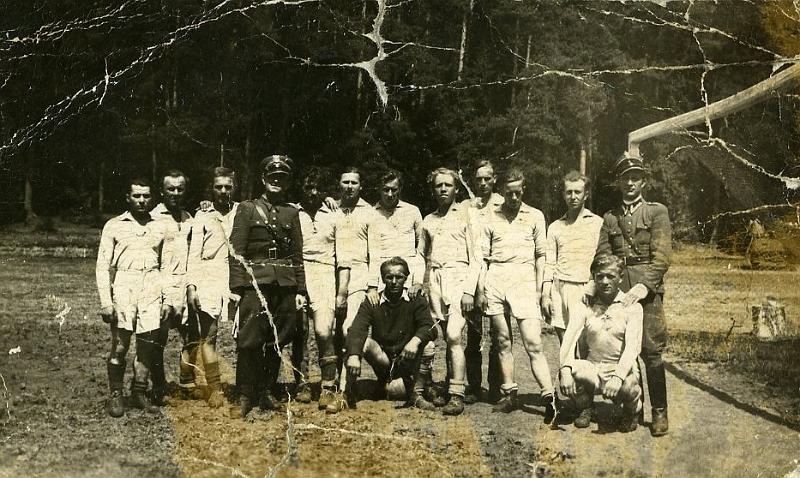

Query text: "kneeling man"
[345, 257, 438, 410]
[558, 254, 643, 432]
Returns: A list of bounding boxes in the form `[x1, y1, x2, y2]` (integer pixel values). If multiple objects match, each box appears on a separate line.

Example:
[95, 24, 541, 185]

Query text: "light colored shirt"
[419, 200, 481, 295]
[332, 197, 382, 279]
[150, 203, 193, 275]
[481, 203, 547, 266]
[562, 291, 643, 380]
[462, 192, 504, 248]
[95, 211, 165, 309]
[374, 200, 423, 260]
[544, 207, 603, 283]
[297, 203, 337, 266]
[187, 203, 238, 287]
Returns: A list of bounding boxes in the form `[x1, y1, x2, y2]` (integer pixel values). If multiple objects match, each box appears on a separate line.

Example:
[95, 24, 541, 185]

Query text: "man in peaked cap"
[595, 153, 672, 436]
[228, 155, 307, 418]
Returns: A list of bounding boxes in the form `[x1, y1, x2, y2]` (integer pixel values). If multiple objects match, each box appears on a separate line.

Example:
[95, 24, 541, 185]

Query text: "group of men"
[96, 152, 672, 437]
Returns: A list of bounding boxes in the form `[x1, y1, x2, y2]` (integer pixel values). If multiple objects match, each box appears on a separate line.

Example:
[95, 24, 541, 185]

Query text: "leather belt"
[623, 256, 651, 266]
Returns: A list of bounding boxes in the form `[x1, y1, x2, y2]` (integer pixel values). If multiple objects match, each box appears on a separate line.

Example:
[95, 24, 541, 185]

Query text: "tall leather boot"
[646, 362, 669, 436]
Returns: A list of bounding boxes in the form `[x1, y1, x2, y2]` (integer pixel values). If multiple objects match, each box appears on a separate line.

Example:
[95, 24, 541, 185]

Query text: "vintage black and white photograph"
[1, 0, 799, 476]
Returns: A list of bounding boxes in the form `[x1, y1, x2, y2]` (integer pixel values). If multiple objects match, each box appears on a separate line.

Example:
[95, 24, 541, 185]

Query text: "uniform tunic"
[596, 199, 671, 360]
[96, 211, 165, 333]
[228, 195, 306, 398]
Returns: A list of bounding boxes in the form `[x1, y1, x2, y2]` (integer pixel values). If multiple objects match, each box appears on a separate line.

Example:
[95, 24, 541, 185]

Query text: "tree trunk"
[457, 0, 474, 82]
[243, 132, 252, 200]
[24, 171, 36, 225]
[98, 158, 105, 214]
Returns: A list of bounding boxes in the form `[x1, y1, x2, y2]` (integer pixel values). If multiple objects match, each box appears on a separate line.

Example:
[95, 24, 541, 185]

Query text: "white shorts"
[428, 266, 470, 322]
[305, 261, 336, 313]
[550, 279, 587, 330]
[112, 270, 162, 334]
[572, 359, 640, 393]
[162, 272, 188, 312]
[484, 263, 541, 320]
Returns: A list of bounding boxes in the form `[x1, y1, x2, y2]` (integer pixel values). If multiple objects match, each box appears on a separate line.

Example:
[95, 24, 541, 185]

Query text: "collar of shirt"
[151, 203, 191, 221]
[436, 200, 464, 217]
[622, 196, 644, 215]
[257, 195, 276, 211]
[118, 211, 137, 222]
[559, 207, 597, 221]
[374, 199, 408, 213]
[379, 289, 410, 305]
[340, 197, 370, 214]
[611, 290, 627, 304]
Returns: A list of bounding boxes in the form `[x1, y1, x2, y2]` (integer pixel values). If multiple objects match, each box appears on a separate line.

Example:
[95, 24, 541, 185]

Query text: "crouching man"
[558, 254, 643, 432]
[344, 257, 438, 410]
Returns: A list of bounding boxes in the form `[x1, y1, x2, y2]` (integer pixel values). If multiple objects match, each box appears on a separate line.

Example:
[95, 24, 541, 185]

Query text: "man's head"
[562, 170, 590, 213]
[614, 154, 646, 202]
[378, 169, 402, 210]
[260, 155, 293, 198]
[473, 159, 496, 199]
[162, 170, 188, 211]
[501, 167, 526, 212]
[301, 167, 328, 209]
[590, 254, 624, 300]
[339, 166, 362, 203]
[380, 256, 410, 298]
[127, 177, 153, 216]
[211, 166, 236, 207]
[428, 167, 459, 208]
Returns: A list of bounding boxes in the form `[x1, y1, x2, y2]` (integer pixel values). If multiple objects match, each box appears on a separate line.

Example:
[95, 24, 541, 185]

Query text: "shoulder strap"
[253, 201, 270, 223]
[614, 209, 641, 255]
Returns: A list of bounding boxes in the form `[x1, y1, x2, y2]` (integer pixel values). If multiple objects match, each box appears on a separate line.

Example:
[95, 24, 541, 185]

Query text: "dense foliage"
[1, 0, 798, 238]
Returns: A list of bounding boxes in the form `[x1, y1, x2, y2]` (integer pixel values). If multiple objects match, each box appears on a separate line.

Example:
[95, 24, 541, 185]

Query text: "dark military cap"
[260, 155, 294, 176]
[613, 153, 645, 177]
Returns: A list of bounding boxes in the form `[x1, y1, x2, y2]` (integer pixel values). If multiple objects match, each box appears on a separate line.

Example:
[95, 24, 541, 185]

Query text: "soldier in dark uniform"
[596, 154, 672, 437]
[228, 155, 307, 418]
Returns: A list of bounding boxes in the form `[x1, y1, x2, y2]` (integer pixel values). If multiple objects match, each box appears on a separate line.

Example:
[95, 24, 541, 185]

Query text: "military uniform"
[596, 154, 672, 435]
[229, 189, 306, 403]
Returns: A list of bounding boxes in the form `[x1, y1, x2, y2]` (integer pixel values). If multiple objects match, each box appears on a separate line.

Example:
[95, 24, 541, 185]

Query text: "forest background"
[2, 0, 799, 246]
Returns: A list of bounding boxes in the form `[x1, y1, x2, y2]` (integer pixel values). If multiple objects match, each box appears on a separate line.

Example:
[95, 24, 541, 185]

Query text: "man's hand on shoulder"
[621, 283, 648, 307]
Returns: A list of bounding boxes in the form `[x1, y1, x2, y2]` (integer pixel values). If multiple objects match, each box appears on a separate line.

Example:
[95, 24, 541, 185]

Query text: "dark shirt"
[229, 195, 306, 292]
[346, 294, 437, 357]
[596, 201, 672, 294]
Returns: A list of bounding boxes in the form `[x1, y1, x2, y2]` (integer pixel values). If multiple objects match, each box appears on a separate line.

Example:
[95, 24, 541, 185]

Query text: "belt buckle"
[268, 247, 277, 260]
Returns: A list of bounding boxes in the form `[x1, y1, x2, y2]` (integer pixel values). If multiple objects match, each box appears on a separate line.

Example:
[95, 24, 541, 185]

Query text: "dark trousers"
[640, 292, 668, 409]
[465, 310, 500, 393]
[236, 284, 298, 399]
[291, 308, 309, 385]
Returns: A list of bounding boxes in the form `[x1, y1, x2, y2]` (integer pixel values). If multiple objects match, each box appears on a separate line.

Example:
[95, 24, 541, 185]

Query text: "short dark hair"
[162, 169, 188, 186]
[502, 167, 526, 187]
[340, 166, 362, 180]
[212, 166, 236, 181]
[563, 170, 589, 191]
[380, 169, 402, 188]
[427, 167, 460, 190]
[380, 256, 410, 278]
[590, 254, 624, 276]
[128, 177, 153, 193]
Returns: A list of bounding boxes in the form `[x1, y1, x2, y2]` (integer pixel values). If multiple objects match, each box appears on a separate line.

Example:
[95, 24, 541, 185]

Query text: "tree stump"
[751, 297, 789, 341]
